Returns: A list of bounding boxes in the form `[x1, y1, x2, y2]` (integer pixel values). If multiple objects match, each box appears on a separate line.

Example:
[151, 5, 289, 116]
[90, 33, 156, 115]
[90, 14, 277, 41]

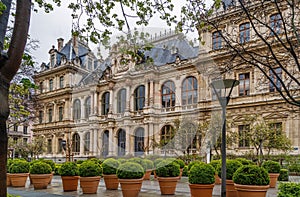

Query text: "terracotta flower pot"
[30, 174, 52, 189]
[103, 174, 119, 190]
[143, 170, 152, 180]
[189, 183, 215, 197]
[7, 173, 11, 186]
[119, 178, 143, 197]
[48, 172, 54, 184]
[226, 179, 237, 197]
[80, 176, 101, 194]
[269, 173, 279, 188]
[234, 184, 269, 197]
[61, 176, 79, 191]
[9, 173, 29, 187]
[215, 174, 221, 184]
[157, 176, 179, 195]
[153, 170, 157, 179]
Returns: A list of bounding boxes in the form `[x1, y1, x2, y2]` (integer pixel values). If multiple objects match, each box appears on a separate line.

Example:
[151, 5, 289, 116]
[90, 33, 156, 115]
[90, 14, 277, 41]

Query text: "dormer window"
[50, 54, 55, 67]
[88, 58, 93, 70]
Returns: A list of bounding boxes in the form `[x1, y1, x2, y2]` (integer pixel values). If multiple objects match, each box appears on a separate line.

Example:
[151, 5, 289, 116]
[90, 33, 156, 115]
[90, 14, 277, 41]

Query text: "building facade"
[33, 2, 300, 161]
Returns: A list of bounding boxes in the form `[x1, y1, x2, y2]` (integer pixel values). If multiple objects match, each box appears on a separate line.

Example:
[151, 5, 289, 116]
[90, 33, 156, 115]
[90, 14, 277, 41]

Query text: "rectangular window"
[49, 79, 53, 91]
[48, 108, 53, 122]
[13, 125, 18, 132]
[238, 125, 250, 148]
[59, 76, 64, 88]
[270, 13, 282, 35]
[39, 82, 43, 93]
[212, 31, 222, 50]
[239, 73, 250, 96]
[269, 67, 282, 92]
[39, 111, 43, 124]
[58, 139, 63, 153]
[47, 139, 52, 154]
[59, 107, 63, 121]
[23, 138, 28, 145]
[23, 126, 28, 134]
[50, 55, 55, 67]
[239, 23, 250, 44]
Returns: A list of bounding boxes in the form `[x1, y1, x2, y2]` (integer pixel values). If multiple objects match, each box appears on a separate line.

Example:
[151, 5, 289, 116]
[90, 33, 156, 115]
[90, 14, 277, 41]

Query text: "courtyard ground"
[8, 175, 300, 197]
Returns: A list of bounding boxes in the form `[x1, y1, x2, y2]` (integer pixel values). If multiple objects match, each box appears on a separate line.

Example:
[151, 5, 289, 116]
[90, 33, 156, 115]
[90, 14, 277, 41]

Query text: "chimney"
[57, 38, 64, 52]
[72, 35, 78, 56]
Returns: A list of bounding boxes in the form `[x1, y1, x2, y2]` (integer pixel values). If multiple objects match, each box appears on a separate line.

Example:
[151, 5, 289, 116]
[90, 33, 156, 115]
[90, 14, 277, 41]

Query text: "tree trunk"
[0, 0, 31, 196]
[0, 81, 9, 197]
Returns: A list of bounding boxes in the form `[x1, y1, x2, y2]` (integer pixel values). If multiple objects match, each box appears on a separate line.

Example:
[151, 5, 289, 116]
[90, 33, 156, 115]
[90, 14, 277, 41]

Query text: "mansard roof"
[79, 33, 199, 85]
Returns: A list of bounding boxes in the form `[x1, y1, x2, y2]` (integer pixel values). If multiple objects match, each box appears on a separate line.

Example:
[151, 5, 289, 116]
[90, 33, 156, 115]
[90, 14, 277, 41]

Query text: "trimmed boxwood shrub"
[189, 163, 215, 184]
[116, 162, 144, 179]
[278, 182, 300, 197]
[188, 160, 204, 171]
[142, 159, 154, 170]
[262, 160, 281, 173]
[79, 161, 102, 177]
[278, 169, 289, 181]
[217, 159, 242, 180]
[43, 159, 55, 172]
[235, 158, 255, 166]
[287, 163, 300, 174]
[118, 158, 127, 164]
[154, 158, 164, 168]
[210, 160, 220, 174]
[174, 159, 185, 169]
[232, 165, 270, 185]
[75, 160, 85, 164]
[29, 161, 52, 174]
[9, 160, 30, 173]
[7, 158, 13, 172]
[102, 158, 120, 175]
[128, 157, 143, 164]
[182, 166, 188, 177]
[58, 162, 79, 176]
[156, 160, 180, 177]
[54, 164, 62, 175]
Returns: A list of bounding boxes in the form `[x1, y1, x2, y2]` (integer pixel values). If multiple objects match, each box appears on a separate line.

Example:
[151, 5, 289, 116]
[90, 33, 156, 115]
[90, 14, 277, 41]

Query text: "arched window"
[178, 123, 197, 154]
[160, 125, 174, 146]
[118, 129, 126, 156]
[161, 81, 175, 108]
[101, 92, 110, 115]
[85, 97, 91, 118]
[84, 132, 90, 152]
[73, 99, 81, 120]
[182, 76, 198, 106]
[117, 89, 126, 113]
[134, 128, 144, 156]
[72, 133, 80, 153]
[134, 85, 145, 111]
[102, 130, 109, 157]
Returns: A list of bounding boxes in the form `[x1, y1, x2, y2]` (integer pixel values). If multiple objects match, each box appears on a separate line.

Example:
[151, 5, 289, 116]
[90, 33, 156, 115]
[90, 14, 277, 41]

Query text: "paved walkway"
[8, 175, 300, 197]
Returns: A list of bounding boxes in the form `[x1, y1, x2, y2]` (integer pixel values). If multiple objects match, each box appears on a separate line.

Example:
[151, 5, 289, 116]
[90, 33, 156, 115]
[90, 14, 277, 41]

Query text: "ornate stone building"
[33, 1, 300, 161]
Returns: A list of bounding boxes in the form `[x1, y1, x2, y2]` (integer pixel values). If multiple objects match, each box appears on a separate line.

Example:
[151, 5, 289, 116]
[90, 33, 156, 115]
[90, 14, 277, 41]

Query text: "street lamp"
[210, 79, 239, 197]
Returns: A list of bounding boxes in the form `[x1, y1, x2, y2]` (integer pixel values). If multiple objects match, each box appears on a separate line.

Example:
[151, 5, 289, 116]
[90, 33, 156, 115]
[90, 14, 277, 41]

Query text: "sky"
[29, 1, 199, 66]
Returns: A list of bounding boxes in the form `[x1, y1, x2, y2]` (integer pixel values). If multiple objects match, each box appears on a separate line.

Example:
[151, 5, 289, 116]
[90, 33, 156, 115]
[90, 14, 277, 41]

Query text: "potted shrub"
[233, 165, 270, 197]
[117, 162, 145, 197]
[182, 165, 188, 177]
[278, 169, 289, 181]
[58, 161, 79, 191]
[217, 159, 242, 197]
[261, 160, 281, 188]
[188, 160, 204, 171]
[6, 158, 13, 186]
[43, 159, 55, 184]
[188, 163, 215, 197]
[142, 159, 154, 180]
[102, 158, 120, 190]
[78, 161, 102, 194]
[210, 160, 221, 184]
[156, 159, 180, 195]
[29, 161, 52, 189]
[153, 158, 164, 179]
[8, 159, 30, 187]
[174, 159, 185, 178]
[278, 182, 300, 197]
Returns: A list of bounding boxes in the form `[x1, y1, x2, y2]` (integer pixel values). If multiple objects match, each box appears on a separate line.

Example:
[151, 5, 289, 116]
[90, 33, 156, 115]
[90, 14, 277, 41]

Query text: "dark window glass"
[73, 99, 81, 120]
[269, 67, 282, 92]
[239, 23, 250, 44]
[101, 92, 110, 115]
[118, 129, 126, 156]
[182, 77, 198, 106]
[72, 133, 80, 153]
[59, 107, 63, 121]
[85, 97, 91, 118]
[23, 126, 28, 134]
[238, 125, 250, 148]
[239, 73, 250, 96]
[49, 79, 53, 91]
[134, 85, 145, 111]
[270, 13, 282, 35]
[48, 108, 53, 122]
[212, 31, 222, 50]
[59, 76, 64, 88]
[117, 89, 127, 113]
[162, 81, 175, 108]
[84, 132, 90, 152]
